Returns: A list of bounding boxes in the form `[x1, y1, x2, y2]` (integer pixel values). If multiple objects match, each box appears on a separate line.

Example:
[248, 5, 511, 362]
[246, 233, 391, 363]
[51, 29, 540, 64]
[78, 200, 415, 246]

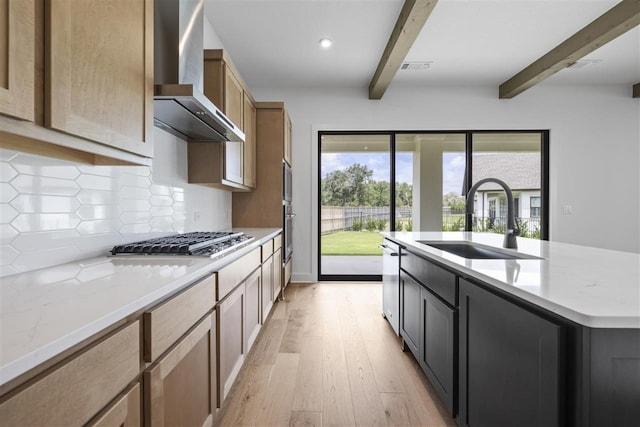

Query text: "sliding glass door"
[318, 130, 548, 281]
[319, 133, 391, 280]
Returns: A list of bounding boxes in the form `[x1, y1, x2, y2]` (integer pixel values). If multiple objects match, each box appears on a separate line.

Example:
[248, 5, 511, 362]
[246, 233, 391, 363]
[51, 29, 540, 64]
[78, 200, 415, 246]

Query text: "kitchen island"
[381, 231, 640, 427]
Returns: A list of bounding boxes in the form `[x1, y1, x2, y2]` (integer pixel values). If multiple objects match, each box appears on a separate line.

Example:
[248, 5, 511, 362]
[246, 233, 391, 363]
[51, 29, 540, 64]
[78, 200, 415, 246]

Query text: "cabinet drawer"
[0, 321, 140, 427]
[218, 247, 261, 300]
[273, 234, 282, 251]
[402, 249, 457, 306]
[87, 382, 141, 427]
[144, 274, 216, 362]
[261, 239, 274, 260]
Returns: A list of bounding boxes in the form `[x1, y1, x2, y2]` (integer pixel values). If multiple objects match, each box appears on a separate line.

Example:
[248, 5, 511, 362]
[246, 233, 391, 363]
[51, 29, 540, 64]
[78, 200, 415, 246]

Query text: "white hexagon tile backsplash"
[0, 141, 230, 278]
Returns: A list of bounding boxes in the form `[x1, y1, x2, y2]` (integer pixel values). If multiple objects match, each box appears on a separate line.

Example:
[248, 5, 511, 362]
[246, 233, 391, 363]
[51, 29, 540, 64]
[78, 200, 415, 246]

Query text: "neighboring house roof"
[472, 153, 540, 191]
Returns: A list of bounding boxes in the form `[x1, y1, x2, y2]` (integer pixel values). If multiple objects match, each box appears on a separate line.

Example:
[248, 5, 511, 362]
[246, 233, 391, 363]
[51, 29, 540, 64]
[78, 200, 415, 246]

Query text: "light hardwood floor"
[214, 282, 457, 427]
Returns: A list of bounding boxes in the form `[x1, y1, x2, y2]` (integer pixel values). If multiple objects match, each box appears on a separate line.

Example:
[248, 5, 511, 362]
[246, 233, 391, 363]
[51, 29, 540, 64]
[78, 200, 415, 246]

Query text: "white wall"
[251, 84, 640, 282]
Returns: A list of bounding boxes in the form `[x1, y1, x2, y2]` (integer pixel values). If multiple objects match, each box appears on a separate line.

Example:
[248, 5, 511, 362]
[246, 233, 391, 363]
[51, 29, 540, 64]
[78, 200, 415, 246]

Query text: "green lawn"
[321, 231, 383, 256]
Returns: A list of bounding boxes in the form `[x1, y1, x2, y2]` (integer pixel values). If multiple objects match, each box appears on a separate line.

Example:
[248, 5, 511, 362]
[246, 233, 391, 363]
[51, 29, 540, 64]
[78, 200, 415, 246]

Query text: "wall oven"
[283, 203, 294, 262]
[283, 162, 292, 202]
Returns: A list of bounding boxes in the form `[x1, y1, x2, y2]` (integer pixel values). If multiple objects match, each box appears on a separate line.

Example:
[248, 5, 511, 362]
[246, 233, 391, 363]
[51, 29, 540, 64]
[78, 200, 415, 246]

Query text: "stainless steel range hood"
[154, 0, 244, 143]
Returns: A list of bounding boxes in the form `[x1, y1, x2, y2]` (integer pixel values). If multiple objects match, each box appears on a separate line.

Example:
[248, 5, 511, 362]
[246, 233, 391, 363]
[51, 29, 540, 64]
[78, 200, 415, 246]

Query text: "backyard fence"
[321, 206, 541, 239]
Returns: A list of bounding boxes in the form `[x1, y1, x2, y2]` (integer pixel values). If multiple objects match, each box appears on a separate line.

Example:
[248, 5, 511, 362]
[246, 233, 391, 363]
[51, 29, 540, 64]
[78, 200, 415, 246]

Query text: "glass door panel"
[319, 133, 391, 279]
[395, 134, 466, 233]
[470, 132, 543, 239]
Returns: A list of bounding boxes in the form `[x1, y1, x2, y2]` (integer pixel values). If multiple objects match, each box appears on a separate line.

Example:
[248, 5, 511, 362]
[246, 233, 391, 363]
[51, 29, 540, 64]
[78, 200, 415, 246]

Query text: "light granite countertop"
[381, 231, 640, 329]
[0, 228, 281, 386]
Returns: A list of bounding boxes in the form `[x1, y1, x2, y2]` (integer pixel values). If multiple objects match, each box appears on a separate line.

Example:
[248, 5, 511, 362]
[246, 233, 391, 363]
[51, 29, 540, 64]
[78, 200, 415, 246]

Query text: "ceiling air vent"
[400, 62, 433, 71]
[567, 59, 602, 69]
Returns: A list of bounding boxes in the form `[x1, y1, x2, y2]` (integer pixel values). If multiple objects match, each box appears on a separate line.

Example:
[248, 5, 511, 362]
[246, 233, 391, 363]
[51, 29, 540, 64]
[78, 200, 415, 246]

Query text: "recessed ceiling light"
[319, 38, 332, 49]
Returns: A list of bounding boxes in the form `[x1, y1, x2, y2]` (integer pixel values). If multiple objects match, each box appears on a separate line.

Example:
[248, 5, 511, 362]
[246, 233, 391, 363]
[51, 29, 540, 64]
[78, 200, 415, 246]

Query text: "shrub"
[405, 218, 413, 232]
[352, 219, 362, 231]
[443, 217, 464, 232]
[376, 219, 388, 231]
[395, 220, 404, 231]
[365, 216, 377, 232]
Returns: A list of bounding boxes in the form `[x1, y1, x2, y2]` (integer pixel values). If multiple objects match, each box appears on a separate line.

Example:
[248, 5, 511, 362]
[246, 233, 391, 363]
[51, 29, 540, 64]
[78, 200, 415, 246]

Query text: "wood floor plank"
[214, 363, 273, 427]
[292, 336, 323, 411]
[279, 308, 307, 353]
[338, 289, 389, 427]
[322, 287, 356, 427]
[289, 411, 322, 427]
[249, 318, 287, 366]
[257, 352, 301, 427]
[379, 392, 413, 427]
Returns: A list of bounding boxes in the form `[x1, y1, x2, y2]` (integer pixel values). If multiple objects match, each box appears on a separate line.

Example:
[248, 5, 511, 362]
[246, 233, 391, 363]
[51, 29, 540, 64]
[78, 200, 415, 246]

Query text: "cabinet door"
[87, 383, 141, 427]
[0, 0, 34, 121]
[400, 271, 420, 355]
[458, 278, 563, 427]
[243, 93, 256, 188]
[224, 139, 244, 185]
[244, 267, 261, 352]
[145, 313, 216, 427]
[218, 284, 245, 403]
[273, 247, 282, 301]
[283, 110, 292, 166]
[46, 0, 153, 158]
[261, 253, 274, 323]
[0, 322, 140, 426]
[420, 287, 456, 416]
[224, 66, 243, 130]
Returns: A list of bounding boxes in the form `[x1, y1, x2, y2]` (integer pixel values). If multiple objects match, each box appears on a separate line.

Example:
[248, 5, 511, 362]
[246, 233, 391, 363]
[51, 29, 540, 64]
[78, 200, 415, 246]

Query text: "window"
[530, 196, 541, 218]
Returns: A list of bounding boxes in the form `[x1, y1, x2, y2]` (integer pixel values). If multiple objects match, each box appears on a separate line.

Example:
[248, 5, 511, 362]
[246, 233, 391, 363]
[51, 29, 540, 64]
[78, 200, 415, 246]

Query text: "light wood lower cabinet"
[244, 267, 261, 352]
[218, 283, 245, 404]
[0, 322, 140, 427]
[145, 312, 217, 427]
[261, 251, 274, 323]
[274, 247, 283, 301]
[87, 383, 141, 427]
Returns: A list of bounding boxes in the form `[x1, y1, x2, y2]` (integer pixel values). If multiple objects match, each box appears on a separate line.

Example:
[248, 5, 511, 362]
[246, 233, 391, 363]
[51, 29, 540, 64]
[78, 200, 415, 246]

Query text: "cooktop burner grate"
[110, 231, 250, 256]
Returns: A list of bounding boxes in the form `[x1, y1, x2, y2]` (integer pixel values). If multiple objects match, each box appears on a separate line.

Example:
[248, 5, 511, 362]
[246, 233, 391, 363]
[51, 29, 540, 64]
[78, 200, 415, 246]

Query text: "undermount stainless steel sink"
[417, 241, 542, 260]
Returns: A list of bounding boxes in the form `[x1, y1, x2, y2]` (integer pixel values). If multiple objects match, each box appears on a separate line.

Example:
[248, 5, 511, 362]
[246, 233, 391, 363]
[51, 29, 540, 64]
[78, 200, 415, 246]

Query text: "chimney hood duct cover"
[153, 0, 244, 143]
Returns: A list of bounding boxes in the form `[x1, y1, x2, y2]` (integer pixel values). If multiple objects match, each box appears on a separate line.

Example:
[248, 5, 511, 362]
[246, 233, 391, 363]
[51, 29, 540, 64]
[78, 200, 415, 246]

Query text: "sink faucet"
[466, 178, 520, 249]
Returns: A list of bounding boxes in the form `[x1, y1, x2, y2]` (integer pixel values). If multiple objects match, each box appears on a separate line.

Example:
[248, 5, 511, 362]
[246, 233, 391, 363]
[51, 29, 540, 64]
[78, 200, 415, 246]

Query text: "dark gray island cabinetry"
[458, 278, 563, 427]
[385, 232, 640, 427]
[400, 249, 457, 417]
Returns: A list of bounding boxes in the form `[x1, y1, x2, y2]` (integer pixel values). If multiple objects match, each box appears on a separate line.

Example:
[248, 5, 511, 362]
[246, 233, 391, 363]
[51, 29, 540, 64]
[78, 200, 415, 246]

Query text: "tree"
[321, 163, 373, 206]
[443, 192, 465, 212]
[396, 182, 412, 207]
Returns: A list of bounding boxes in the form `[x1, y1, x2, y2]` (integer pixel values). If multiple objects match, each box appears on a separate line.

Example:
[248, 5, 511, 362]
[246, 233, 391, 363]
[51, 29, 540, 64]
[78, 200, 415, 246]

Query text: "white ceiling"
[204, 0, 639, 93]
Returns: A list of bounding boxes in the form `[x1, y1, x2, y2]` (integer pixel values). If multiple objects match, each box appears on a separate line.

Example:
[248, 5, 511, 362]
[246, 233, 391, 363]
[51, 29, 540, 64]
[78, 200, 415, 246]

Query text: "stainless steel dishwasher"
[380, 238, 401, 335]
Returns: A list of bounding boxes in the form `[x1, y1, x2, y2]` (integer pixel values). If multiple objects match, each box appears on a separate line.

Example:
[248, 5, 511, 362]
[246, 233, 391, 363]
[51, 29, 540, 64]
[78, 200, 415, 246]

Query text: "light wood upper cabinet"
[243, 93, 257, 188]
[199, 49, 256, 191]
[46, 0, 153, 158]
[204, 50, 246, 131]
[0, 0, 35, 121]
[284, 109, 292, 166]
[223, 67, 243, 130]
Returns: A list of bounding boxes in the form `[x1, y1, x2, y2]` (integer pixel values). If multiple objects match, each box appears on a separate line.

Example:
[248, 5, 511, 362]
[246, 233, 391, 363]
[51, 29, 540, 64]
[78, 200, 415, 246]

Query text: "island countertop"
[381, 231, 640, 329]
[0, 228, 281, 387]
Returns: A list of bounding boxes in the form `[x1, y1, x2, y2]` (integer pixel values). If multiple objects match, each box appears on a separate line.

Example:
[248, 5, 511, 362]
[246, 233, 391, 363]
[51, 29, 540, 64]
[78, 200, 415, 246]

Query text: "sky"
[321, 152, 466, 195]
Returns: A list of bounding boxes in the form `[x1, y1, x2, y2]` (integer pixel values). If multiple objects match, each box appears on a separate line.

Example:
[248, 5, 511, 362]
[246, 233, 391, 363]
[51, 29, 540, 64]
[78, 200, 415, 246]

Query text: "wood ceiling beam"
[499, 0, 640, 99]
[368, 0, 438, 100]
[633, 83, 640, 98]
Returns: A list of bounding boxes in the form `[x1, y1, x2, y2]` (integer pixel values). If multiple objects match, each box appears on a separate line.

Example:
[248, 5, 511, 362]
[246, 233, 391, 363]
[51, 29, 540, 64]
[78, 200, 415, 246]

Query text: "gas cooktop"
[110, 231, 254, 259]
